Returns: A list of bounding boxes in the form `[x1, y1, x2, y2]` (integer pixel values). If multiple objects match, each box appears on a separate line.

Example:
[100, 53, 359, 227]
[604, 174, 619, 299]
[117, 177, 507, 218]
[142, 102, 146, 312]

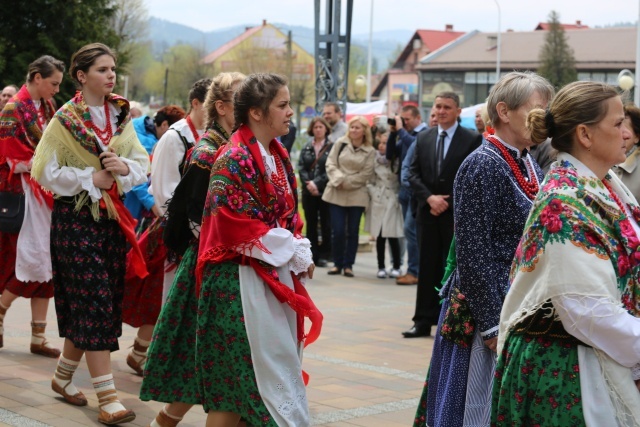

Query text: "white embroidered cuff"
[117, 157, 147, 192]
[289, 237, 313, 275]
[78, 167, 102, 202]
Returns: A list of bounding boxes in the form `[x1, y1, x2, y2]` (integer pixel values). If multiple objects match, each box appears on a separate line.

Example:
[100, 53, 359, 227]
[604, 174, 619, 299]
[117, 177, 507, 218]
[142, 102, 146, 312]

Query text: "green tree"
[538, 10, 577, 88]
[0, 0, 122, 103]
[144, 44, 210, 108]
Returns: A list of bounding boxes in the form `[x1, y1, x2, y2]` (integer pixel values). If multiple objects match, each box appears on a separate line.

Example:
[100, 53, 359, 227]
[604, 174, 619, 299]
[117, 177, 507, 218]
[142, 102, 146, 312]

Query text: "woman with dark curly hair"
[195, 73, 322, 426]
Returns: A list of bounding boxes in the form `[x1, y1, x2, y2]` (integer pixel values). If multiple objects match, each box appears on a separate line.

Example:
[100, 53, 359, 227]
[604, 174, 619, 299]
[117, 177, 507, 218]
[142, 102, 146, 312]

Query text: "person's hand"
[297, 263, 315, 280]
[151, 204, 163, 217]
[484, 336, 498, 352]
[306, 180, 319, 196]
[92, 169, 115, 189]
[100, 148, 129, 176]
[427, 194, 450, 216]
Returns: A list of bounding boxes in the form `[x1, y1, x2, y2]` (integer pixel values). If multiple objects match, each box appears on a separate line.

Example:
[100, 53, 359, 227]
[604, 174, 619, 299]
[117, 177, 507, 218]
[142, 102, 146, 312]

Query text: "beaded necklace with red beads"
[269, 144, 290, 191]
[486, 136, 539, 200]
[88, 101, 113, 145]
[602, 180, 628, 217]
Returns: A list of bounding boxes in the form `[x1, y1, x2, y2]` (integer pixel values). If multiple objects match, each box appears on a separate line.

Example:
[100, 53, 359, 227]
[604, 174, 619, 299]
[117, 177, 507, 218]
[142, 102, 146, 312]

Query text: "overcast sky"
[144, 0, 636, 35]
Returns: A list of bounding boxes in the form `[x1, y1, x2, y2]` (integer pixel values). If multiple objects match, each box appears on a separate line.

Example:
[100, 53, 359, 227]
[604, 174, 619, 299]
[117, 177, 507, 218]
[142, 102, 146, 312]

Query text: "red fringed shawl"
[197, 124, 323, 349]
[0, 85, 54, 207]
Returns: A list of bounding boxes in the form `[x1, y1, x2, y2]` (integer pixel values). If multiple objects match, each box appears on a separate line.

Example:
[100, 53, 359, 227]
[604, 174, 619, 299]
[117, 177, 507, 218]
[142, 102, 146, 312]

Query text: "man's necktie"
[436, 131, 447, 176]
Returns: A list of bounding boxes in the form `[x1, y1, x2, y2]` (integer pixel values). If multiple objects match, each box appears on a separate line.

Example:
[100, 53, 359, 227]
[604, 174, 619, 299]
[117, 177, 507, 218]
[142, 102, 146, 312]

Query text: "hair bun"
[544, 109, 556, 138]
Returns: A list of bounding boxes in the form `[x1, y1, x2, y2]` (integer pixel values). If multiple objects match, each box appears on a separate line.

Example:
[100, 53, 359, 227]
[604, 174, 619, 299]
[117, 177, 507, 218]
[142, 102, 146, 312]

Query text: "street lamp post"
[494, 0, 501, 82]
[366, 0, 374, 103]
[619, 69, 635, 93]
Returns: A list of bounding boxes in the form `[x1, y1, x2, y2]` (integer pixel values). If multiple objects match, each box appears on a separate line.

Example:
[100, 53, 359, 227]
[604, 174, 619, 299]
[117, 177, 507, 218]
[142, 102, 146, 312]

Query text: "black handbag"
[0, 192, 25, 233]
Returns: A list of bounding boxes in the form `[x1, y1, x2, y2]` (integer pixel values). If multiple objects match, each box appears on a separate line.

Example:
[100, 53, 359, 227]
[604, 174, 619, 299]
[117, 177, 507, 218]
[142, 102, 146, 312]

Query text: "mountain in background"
[148, 17, 412, 70]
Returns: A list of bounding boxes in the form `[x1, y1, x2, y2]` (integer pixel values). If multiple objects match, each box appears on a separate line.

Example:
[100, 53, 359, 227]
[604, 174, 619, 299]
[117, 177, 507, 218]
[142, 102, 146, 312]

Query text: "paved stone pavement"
[0, 247, 435, 426]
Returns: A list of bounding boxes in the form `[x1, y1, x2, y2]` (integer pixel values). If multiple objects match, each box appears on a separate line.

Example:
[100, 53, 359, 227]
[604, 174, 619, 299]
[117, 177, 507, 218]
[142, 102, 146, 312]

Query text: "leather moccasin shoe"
[98, 408, 136, 425]
[51, 378, 88, 406]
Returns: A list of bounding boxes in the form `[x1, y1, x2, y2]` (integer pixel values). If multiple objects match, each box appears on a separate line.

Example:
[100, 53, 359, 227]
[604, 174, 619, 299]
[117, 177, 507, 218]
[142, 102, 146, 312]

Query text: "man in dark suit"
[404, 92, 482, 338]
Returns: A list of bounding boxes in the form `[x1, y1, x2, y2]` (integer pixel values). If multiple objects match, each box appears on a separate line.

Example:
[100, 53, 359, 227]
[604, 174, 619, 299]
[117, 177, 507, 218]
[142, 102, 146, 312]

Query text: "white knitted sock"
[53, 356, 81, 396]
[92, 374, 126, 414]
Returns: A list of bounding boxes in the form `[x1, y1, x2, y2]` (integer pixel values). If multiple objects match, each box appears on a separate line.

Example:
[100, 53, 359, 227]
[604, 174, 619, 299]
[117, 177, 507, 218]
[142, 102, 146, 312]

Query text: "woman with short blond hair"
[323, 115, 375, 277]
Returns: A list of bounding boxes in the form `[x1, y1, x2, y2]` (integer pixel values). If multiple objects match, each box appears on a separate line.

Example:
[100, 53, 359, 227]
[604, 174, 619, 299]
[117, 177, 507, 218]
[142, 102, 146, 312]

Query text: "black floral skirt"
[50, 201, 126, 352]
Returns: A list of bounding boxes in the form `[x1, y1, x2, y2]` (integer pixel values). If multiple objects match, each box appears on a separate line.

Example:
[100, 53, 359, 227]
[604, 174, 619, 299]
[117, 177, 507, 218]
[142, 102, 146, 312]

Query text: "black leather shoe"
[316, 259, 328, 267]
[402, 325, 431, 338]
[327, 267, 342, 275]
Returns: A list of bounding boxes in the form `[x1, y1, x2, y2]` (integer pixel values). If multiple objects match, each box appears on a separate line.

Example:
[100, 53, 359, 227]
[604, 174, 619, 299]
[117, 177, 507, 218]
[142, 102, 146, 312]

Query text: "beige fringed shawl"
[500, 153, 640, 425]
[32, 96, 148, 221]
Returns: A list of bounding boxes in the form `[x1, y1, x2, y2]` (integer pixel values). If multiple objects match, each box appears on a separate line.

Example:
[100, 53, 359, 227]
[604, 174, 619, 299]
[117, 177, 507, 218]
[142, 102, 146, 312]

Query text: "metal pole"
[366, 0, 374, 102]
[163, 68, 169, 104]
[635, 0, 640, 105]
[494, 0, 501, 82]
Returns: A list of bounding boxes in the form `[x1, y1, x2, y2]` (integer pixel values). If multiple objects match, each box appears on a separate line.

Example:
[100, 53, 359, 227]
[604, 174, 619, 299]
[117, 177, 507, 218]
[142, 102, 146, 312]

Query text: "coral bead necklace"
[486, 136, 539, 200]
[89, 101, 113, 145]
[269, 145, 289, 190]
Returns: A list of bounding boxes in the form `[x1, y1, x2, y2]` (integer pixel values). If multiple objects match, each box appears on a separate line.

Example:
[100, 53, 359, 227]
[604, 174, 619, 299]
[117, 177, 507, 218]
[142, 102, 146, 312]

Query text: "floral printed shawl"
[500, 152, 640, 424]
[197, 124, 322, 348]
[0, 85, 55, 205]
[32, 91, 149, 279]
[32, 91, 147, 220]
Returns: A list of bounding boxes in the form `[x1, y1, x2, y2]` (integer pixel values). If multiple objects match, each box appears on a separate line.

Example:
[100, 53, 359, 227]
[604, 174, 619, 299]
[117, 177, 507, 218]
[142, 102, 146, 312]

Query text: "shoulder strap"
[172, 128, 194, 177]
[310, 141, 333, 171]
[336, 141, 348, 168]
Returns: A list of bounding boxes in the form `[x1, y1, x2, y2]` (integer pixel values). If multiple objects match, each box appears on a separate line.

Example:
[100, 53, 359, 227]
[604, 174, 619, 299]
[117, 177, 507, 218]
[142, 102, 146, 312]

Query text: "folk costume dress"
[0, 85, 56, 297]
[32, 92, 149, 351]
[418, 137, 542, 427]
[122, 117, 202, 327]
[195, 124, 322, 426]
[492, 153, 640, 426]
[140, 122, 229, 405]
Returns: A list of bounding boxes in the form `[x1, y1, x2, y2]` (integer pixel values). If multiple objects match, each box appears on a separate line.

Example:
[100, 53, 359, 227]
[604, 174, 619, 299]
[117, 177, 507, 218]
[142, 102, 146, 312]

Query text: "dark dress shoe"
[327, 267, 342, 275]
[402, 325, 431, 338]
[316, 259, 328, 267]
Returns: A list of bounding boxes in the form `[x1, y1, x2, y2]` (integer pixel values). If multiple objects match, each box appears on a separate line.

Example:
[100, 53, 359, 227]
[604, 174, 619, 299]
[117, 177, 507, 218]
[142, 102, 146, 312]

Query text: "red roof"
[415, 29, 466, 53]
[201, 25, 264, 64]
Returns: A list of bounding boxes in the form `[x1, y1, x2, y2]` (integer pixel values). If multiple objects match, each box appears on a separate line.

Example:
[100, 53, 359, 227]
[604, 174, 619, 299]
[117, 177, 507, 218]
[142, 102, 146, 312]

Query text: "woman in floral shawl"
[195, 73, 322, 426]
[140, 71, 245, 427]
[32, 43, 149, 426]
[0, 55, 64, 358]
[492, 81, 640, 426]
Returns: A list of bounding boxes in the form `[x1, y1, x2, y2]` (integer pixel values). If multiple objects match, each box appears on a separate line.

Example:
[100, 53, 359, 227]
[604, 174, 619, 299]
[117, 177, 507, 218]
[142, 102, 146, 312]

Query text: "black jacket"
[298, 138, 333, 196]
[408, 125, 482, 214]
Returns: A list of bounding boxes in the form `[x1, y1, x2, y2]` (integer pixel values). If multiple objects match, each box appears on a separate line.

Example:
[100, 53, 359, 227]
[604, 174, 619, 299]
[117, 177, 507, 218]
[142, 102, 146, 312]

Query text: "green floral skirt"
[196, 261, 277, 426]
[140, 243, 201, 404]
[491, 333, 585, 426]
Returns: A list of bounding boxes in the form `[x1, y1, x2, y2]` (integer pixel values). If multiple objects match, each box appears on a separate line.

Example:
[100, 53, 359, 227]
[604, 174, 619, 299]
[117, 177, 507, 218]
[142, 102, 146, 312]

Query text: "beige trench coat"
[366, 157, 404, 238]
[322, 137, 375, 208]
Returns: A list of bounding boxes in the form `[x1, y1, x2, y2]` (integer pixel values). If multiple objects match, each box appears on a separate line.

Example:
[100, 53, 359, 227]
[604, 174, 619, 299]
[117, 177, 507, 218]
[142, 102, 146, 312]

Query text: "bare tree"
[110, 0, 149, 76]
